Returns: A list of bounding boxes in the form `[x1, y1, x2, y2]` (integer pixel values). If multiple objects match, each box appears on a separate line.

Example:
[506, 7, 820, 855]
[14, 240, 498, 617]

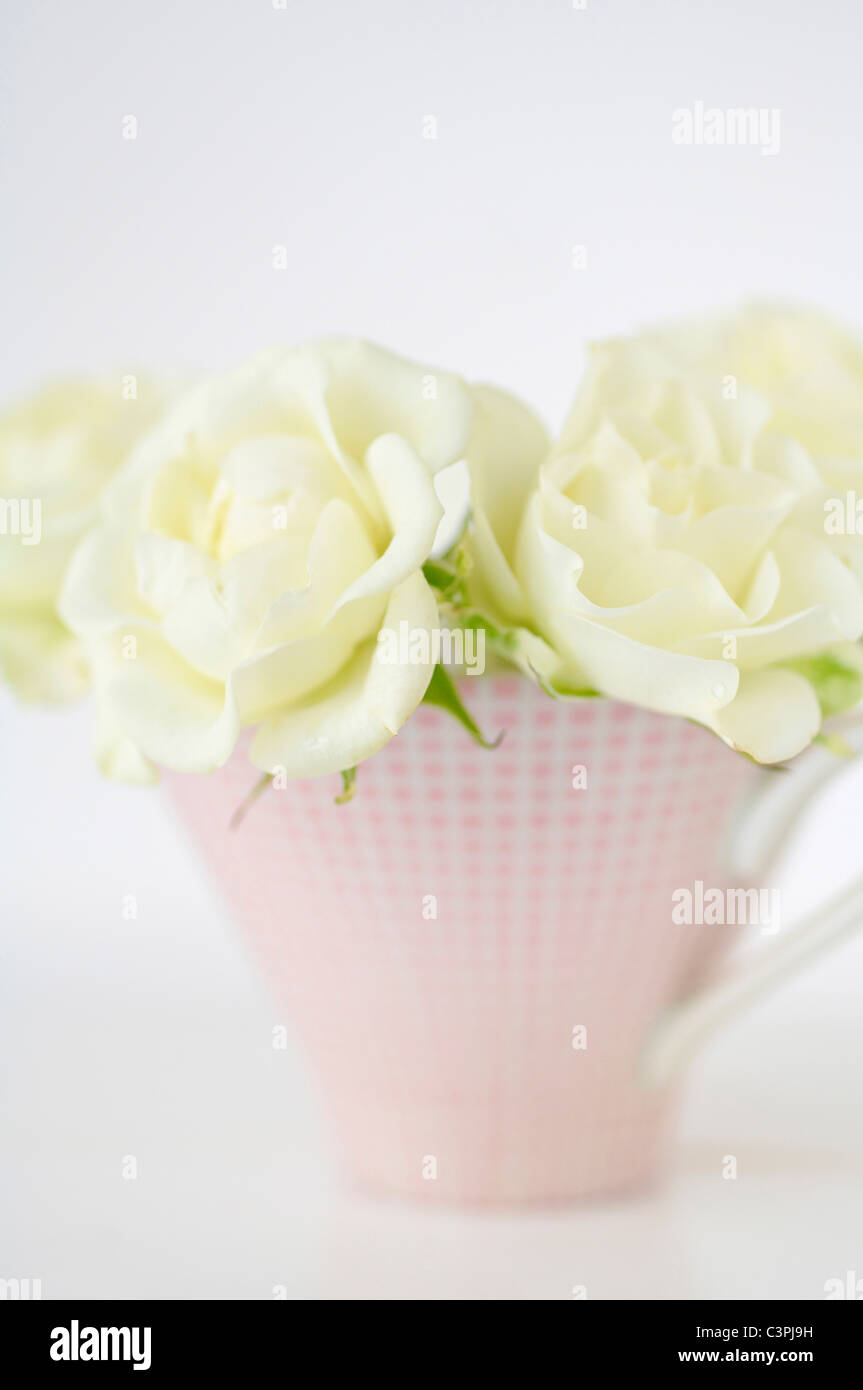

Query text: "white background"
[2, 0, 863, 1300]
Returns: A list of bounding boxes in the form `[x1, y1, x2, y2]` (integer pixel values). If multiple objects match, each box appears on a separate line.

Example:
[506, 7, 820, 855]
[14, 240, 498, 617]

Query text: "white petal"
[518, 497, 739, 718]
[254, 497, 381, 650]
[233, 628, 360, 725]
[250, 571, 438, 777]
[96, 626, 240, 773]
[0, 613, 89, 702]
[464, 383, 549, 620]
[161, 535, 310, 681]
[327, 434, 443, 614]
[219, 435, 346, 503]
[319, 337, 474, 474]
[772, 528, 863, 639]
[674, 605, 843, 668]
[58, 522, 143, 635]
[134, 533, 217, 617]
[710, 668, 821, 763]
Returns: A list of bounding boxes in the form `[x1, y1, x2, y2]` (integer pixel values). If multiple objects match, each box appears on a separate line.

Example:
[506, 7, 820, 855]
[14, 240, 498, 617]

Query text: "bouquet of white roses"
[3, 303, 863, 790]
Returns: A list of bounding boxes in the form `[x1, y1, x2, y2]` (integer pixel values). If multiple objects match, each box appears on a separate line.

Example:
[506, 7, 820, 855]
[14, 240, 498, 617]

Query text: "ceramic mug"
[165, 677, 863, 1203]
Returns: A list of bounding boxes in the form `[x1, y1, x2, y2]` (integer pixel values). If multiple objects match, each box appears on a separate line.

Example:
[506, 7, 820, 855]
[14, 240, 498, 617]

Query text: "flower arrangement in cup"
[3, 304, 863, 804]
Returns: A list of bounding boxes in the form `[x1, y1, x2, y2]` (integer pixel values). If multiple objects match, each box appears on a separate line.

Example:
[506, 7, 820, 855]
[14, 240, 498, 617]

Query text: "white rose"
[0, 379, 162, 700]
[59, 340, 536, 783]
[469, 307, 863, 763]
[647, 301, 863, 458]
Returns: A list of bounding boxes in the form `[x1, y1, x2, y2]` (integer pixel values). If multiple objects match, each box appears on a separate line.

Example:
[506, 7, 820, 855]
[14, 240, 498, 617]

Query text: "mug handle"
[640, 721, 863, 1089]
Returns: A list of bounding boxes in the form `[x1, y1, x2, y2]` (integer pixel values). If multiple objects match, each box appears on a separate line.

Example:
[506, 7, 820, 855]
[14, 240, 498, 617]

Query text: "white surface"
[2, 0, 863, 1300]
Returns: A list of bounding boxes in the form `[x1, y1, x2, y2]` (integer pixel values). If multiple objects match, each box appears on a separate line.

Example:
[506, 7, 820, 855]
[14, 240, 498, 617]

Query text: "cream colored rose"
[647, 301, 863, 458]
[468, 307, 863, 763]
[0, 379, 162, 700]
[59, 340, 533, 783]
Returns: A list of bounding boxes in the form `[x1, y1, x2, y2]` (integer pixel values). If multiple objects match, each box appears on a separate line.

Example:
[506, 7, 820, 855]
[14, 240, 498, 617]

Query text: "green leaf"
[459, 609, 518, 656]
[525, 657, 600, 701]
[422, 558, 462, 599]
[814, 731, 856, 759]
[335, 766, 358, 805]
[782, 652, 863, 719]
[421, 664, 504, 749]
[422, 542, 472, 606]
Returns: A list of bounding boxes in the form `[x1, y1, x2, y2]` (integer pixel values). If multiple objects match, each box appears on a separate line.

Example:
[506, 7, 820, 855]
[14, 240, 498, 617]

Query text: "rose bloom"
[467, 305, 863, 763]
[59, 340, 539, 782]
[0, 379, 162, 700]
[647, 301, 863, 458]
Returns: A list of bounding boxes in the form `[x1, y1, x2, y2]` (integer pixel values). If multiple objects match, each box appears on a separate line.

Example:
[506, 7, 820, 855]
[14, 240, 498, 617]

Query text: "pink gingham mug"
[165, 677, 863, 1203]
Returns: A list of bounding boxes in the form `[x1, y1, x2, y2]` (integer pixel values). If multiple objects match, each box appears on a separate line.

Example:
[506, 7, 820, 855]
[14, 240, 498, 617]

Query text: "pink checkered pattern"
[165, 678, 758, 1203]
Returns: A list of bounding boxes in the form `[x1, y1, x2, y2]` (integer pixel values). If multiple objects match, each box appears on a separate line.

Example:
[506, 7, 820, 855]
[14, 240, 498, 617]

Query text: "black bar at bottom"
[1, 1298, 861, 1373]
